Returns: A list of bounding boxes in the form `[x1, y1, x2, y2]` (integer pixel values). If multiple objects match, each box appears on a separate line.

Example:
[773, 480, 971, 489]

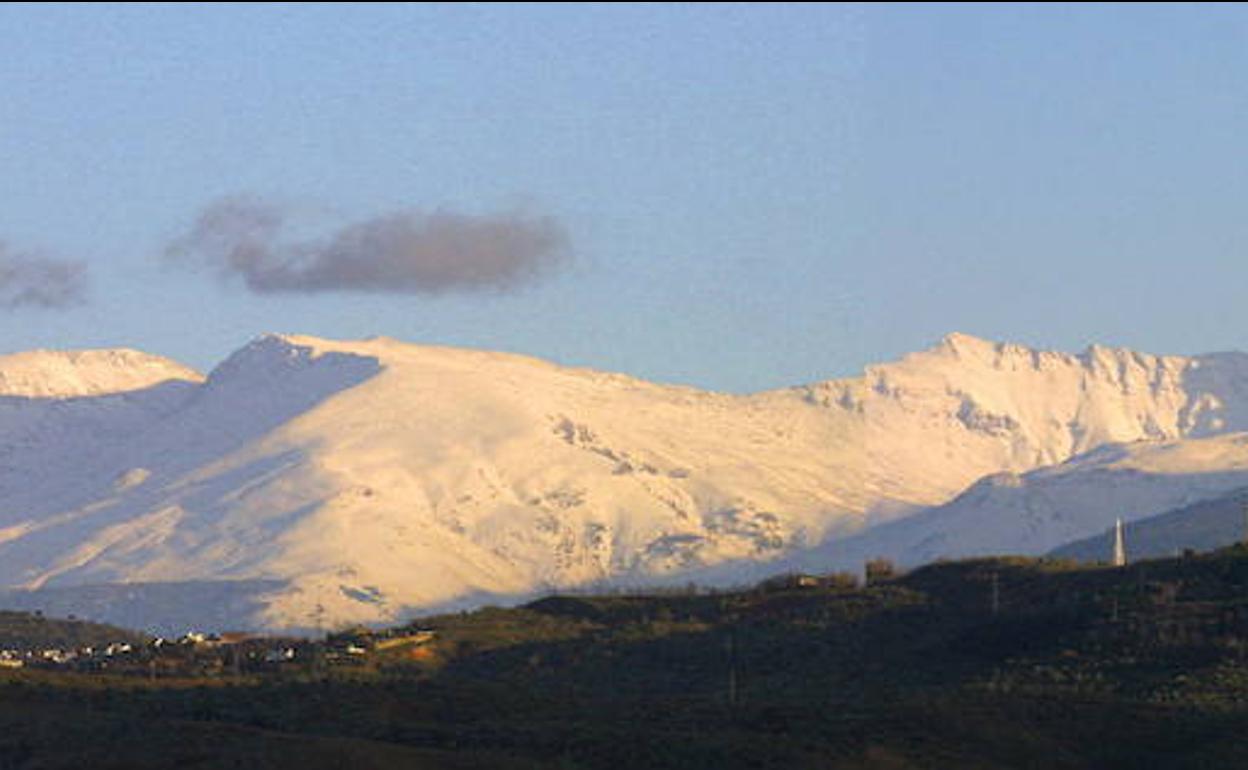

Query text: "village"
[0, 620, 437, 679]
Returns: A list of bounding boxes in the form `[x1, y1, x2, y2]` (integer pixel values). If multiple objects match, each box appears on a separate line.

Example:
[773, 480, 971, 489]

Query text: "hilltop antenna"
[1112, 518, 1127, 568]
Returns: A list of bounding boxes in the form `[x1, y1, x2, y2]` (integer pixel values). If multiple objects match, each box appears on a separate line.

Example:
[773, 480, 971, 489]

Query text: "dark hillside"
[4, 549, 1248, 767]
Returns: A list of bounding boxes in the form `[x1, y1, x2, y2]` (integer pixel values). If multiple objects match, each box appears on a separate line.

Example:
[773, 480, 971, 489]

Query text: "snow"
[0, 348, 200, 398]
[5, 331, 1248, 633]
[800, 433, 1248, 572]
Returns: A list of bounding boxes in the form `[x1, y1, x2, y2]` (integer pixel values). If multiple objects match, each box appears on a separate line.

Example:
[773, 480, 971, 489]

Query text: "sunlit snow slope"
[5, 332, 1248, 632]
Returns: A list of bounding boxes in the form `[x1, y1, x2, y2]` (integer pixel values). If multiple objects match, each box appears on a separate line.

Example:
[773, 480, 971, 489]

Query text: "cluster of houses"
[0, 639, 138, 670]
[0, 631, 309, 676]
[0, 626, 439, 678]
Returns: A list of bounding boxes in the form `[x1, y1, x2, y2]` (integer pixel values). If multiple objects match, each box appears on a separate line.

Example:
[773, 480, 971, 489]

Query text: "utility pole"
[313, 599, 326, 678]
[990, 571, 1000, 615]
[1241, 500, 1248, 547]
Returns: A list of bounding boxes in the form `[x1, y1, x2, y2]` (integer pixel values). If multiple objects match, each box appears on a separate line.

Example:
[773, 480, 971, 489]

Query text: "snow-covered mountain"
[798, 433, 1248, 573]
[1050, 483, 1248, 563]
[0, 347, 201, 398]
[5, 331, 1248, 633]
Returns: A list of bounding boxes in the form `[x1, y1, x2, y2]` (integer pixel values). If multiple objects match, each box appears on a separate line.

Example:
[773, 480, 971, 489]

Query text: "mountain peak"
[204, 333, 383, 396]
[938, 331, 993, 350]
[11, 330, 1248, 633]
[0, 347, 201, 399]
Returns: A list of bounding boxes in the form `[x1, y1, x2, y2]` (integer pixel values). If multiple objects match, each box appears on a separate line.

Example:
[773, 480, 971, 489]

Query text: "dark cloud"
[0, 244, 87, 310]
[166, 196, 571, 295]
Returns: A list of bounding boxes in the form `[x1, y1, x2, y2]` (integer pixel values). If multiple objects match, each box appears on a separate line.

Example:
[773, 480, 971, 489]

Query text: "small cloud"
[166, 196, 571, 295]
[0, 243, 88, 310]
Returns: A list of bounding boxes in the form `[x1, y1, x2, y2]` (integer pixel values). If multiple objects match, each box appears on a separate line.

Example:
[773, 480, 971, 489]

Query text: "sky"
[2, 4, 1247, 392]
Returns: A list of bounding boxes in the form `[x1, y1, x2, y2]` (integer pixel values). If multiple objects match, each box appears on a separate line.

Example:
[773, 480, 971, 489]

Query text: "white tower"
[1112, 517, 1127, 567]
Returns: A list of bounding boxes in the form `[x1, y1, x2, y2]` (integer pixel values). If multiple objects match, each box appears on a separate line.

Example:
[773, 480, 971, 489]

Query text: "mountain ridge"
[0, 347, 201, 399]
[4, 331, 1248, 632]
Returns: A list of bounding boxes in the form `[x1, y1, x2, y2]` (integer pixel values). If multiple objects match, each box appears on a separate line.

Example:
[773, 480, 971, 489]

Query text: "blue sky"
[2, 4, 1246, 391]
